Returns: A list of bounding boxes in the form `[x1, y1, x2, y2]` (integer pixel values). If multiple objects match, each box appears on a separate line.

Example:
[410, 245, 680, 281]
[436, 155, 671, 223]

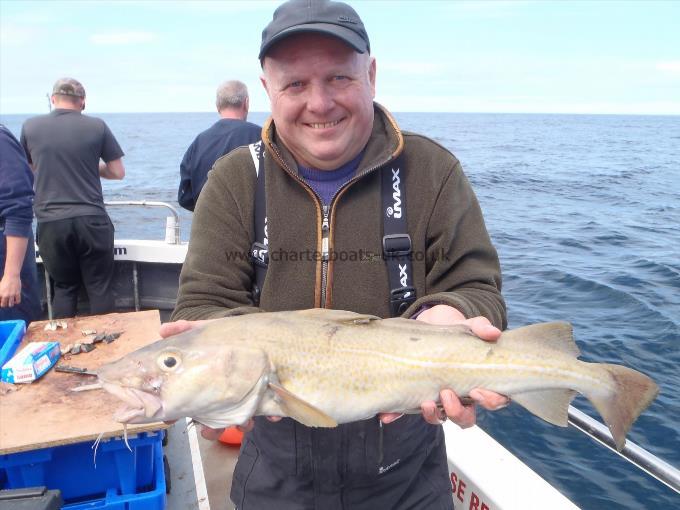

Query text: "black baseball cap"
[52, 77, 85, 98]
[259, 0, 370, 61]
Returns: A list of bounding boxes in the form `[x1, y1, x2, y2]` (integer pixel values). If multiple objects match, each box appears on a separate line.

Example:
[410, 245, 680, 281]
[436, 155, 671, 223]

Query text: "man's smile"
[306, 119, 343, 129]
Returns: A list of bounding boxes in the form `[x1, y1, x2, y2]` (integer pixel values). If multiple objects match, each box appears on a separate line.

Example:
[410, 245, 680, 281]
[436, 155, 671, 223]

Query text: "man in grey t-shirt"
[20, 77, 126, 318]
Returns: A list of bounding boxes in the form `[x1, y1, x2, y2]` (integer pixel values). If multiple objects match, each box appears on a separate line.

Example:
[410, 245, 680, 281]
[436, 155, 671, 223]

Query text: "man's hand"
[159, 318, 214, 338]
[98, 158, 125, 180]
[1, 235, 28, 308]
[199, 425, 225, 440]
[380, 304, 509, 428]
[0, 274, 21, 308]
[199, 416, 283, 441]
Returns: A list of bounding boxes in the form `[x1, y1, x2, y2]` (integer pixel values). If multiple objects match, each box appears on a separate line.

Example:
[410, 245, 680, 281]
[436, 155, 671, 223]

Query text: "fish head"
[96, 326, 270, 426]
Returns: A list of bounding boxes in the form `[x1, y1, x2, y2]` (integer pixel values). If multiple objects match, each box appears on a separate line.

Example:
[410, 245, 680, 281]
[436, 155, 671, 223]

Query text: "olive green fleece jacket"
[172, 103, 507, 329]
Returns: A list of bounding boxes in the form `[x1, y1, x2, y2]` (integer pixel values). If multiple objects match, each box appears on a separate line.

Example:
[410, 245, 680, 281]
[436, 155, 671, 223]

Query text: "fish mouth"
[101, 382, 164, 423]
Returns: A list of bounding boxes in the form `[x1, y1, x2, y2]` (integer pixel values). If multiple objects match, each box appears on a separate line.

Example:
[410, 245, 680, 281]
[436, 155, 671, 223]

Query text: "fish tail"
[587, 363, 659, 451]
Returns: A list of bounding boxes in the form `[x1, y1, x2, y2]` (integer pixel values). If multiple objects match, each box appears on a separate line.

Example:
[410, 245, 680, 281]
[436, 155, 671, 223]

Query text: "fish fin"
[268, 382, 338, 428]
[586, 363, 659, 451]
[512, 389, 577, 426]
[499, 322, 580, 357]
[293, 308, 381, 325]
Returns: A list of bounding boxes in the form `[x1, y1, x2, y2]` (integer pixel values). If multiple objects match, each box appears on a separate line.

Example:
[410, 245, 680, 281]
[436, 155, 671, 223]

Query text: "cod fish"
[95, 309, 658, 450]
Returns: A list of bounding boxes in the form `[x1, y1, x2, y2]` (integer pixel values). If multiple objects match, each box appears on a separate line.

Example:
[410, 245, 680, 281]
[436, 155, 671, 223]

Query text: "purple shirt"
[298, 151, 364, 206]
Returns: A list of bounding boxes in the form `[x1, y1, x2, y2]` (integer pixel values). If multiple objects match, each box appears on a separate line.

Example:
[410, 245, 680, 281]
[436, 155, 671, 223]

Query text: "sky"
[1, 0, 679, 115]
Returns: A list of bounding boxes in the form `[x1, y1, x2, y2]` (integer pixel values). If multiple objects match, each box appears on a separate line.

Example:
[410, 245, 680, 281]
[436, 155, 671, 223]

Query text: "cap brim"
[53, 91, 85, 98]
[259, 23, 368, 60]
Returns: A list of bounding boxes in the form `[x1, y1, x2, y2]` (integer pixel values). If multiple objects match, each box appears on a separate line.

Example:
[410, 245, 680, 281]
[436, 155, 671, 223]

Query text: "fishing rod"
[568, 405, 680, 494]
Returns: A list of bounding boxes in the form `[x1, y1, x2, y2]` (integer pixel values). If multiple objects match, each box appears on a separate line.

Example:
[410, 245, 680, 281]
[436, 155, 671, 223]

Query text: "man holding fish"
[94, 1, 658, 507]
[163, 0, 508, 508]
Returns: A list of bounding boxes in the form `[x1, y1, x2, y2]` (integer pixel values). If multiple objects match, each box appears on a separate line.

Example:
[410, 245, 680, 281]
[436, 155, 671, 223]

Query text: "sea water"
[2, 111, 678, 508]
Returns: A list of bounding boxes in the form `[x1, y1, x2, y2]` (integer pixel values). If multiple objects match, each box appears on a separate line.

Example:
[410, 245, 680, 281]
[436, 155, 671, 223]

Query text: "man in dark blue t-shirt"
[178, 80, 261, 211]
[0, 125, 42, 324]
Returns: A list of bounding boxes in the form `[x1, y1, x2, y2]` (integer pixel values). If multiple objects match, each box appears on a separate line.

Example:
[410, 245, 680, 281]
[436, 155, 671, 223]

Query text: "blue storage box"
[0, 320, 26, 368]
[0, 431, 166, 510]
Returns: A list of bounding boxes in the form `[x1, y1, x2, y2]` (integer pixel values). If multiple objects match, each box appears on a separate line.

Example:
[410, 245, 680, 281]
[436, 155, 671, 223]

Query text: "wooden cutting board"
[0, 310, 169, 454]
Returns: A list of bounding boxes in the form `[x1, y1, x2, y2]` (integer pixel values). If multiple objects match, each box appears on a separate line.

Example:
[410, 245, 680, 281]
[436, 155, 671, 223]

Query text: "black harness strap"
[250, 141, 267, 305]
[381, 153, 417, 316]
[249, 141, 416, 315]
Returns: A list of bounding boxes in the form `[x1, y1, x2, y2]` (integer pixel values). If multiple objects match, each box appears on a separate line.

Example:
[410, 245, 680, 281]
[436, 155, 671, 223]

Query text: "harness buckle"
[389, 286, 417, 316]
[382, 234, 412, 257]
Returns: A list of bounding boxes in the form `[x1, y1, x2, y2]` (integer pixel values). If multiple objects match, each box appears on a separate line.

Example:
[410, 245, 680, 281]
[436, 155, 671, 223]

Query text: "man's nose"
[306, 83, 335, 113]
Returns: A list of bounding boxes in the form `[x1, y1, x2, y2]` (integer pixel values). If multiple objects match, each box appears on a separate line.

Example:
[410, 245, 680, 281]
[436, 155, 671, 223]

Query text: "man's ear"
[260, 74, 270, 98]
[369, 57, 377, 98]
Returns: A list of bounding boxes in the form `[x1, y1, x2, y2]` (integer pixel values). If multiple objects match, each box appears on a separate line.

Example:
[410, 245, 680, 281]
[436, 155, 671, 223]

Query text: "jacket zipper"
[318, 159, 390, 306]
[265, 142, 328, 307]
[320, 205, 331, 306]
[266, 139, 396, 308]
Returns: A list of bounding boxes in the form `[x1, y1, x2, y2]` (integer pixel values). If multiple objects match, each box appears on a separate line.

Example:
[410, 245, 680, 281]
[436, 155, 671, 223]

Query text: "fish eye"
[157, 351, 182, 372]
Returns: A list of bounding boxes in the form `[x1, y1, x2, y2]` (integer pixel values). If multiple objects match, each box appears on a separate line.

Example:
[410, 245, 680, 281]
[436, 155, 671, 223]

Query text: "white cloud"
[379, 60, 449, 76]
[0, 25, 40, 46]
[89, 31, 156, 45]
[656, 61, 680, 75]
[375, 92, 680, 115]
[456, 0, 532, 11]
[159, 0, 277, 12]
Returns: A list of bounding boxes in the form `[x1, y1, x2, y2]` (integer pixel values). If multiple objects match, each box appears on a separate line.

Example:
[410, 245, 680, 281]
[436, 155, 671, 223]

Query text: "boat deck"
[165, 420, 239, 510]
[199, 434, 239, 509]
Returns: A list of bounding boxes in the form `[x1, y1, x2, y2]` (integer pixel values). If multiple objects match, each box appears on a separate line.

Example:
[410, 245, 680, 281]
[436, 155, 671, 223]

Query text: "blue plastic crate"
[63, 436, 166, 510]
[0, 431, 166, 509]
[0, 319, 26, 368]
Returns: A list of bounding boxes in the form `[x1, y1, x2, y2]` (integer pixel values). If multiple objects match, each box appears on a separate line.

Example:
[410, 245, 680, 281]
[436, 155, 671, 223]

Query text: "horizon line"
[2, 110, 679, 117]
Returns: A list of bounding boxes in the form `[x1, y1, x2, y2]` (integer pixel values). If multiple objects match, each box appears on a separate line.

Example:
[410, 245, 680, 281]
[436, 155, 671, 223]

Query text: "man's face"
[261, 33, 376, 170]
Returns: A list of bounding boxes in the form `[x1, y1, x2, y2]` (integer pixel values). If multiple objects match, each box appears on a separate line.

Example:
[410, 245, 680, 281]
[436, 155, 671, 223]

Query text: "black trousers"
[37, 215, 115, 318]
[231, 417, 454, 510]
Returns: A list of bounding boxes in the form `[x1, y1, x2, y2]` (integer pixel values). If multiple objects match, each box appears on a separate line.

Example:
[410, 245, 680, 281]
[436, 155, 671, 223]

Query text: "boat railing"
[105, 200, 182, 244]
[568, 405, 680, 494]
